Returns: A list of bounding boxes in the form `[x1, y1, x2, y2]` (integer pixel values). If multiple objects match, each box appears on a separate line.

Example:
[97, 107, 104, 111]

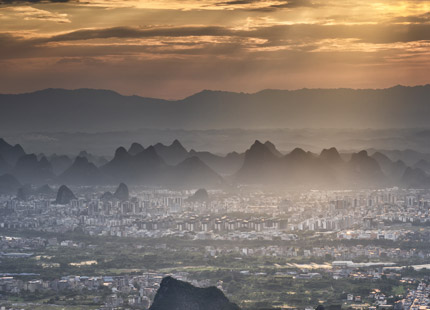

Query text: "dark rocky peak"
[350, 150, 383, 176]
[189, 188, 209, 201]
[114, 183, 129, 201]
[287, 147, 309, 161]
[149, 276, 240, 310]
[264, 141, 282, 157]
[320, 147, 342, 164]
[128, 142, 145, 155]
[135, 146, 165, 164]
[245, 140, 276, 160]
[113, 147, 130, 160]
[55, 185, 76, 205]
[353, 150, 369, 159]
[153, 140, 189, 165]
[171, 139, 186, 150]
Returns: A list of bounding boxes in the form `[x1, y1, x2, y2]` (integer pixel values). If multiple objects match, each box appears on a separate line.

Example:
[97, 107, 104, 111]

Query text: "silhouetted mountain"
[235, 142, 389, 188]
[348, 150, 385, 185]
[12, 154, 54, 184]
[320, 148, 342, 165]
[189, 188, 209, 201]
[369, 148, 430, 166]
[264, 141, 283, 157]
[0, 138, 25, 166]
[153, 140, 189, 165]
[49, 154, 73, 175]
[188, 149, 244, 175]
[165, 157, 223, 188]
[235, 140, 281, 183]
[401, 167, 430, 188]
[372, 152, 407, 182]
[78, 150, 107, 167]
[114, 183, 129, 201]
[2, 86, 430, 133]
[55, 185, 76, 204]
[128, 142, 145, 156]
[149, 277, 240, 310]
[0, 174, 21, 195]
[59, 156, 107, 185]
[371, 152, 393, 172]
[102, 146, 166, 184]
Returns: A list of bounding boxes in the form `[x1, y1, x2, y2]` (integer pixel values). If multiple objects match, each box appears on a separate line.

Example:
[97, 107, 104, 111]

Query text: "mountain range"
[1, 86, 430, 133]
[1, 137, 430, 193]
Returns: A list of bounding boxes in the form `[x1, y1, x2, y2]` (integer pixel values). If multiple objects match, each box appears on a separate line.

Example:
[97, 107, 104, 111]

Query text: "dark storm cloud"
[43, 23, 430, 45]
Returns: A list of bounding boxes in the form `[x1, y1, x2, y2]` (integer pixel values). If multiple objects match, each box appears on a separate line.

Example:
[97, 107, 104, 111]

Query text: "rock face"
[55, 185, 76, 205]
[114, 183, 129, 201]
[149, 277, 240, 310]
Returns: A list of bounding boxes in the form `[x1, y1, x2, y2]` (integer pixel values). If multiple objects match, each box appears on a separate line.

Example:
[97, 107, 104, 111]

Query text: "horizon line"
[1, 83, 429, 101]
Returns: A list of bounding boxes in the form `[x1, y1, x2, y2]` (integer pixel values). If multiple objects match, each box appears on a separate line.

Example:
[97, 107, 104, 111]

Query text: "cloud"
[0, 5, 70, 22]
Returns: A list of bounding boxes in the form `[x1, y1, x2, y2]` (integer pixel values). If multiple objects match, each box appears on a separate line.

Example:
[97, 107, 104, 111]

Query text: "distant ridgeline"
[1, 86, 430, 131]
[1, 137, 430, 195]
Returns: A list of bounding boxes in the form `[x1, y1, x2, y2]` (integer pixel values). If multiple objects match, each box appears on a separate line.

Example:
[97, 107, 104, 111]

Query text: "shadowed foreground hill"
[149, 277, 240, 310]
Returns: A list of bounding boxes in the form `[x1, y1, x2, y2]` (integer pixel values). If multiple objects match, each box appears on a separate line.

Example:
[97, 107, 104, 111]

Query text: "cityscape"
[1, 0, 430, 309]
[2, 137, 430, 309]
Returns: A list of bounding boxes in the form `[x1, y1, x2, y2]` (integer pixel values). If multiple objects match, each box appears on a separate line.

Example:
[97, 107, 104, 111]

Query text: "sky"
[0, 0, 429, 99]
